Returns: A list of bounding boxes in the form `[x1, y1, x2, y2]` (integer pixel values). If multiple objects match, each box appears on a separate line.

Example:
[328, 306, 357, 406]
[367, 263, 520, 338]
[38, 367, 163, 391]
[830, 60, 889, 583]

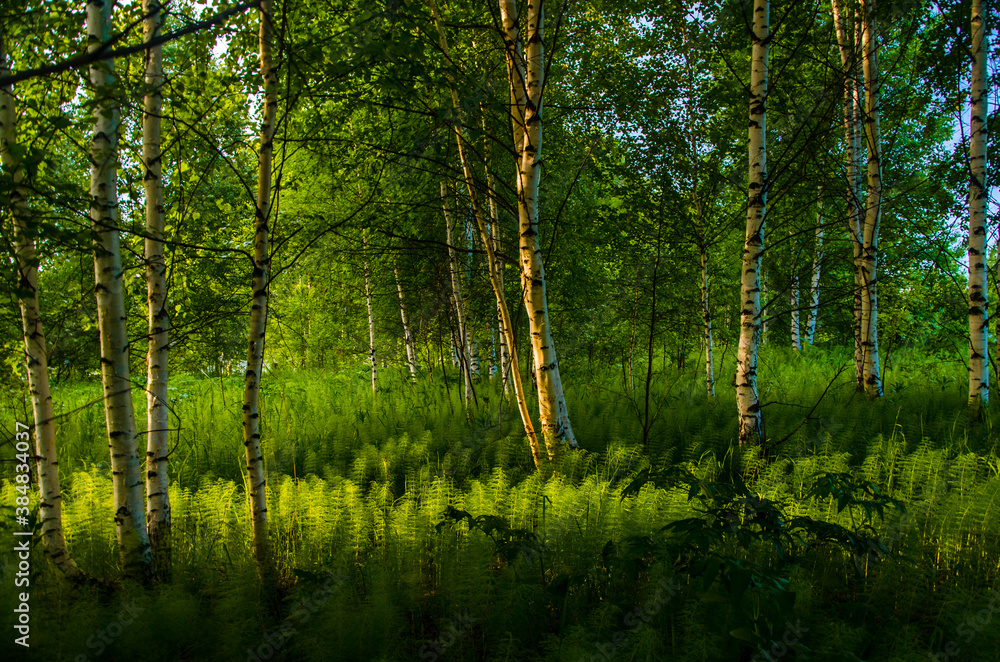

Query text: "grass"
[2, 346, 1000, 661]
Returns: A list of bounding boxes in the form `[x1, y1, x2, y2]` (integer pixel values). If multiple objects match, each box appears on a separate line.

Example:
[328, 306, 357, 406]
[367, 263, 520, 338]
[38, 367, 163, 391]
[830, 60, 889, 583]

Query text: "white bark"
[701, 247, 714, 398]
[860, 0, 883, 397]
[442, 182, 474, 405]
[507, 0, 579, 452]
[2, 33, 80, 578]
[429, 0, 546, 467]
[88, 0, 151, 579]
[482, 118, 512, 391]
[969, 0, 989, 409]
[394, 266, 419, 379]
[364, 230, 377, 396]
[142, 0, 170, 575]
[791, 272, 801, 351]
[695, 194, 714, 398]
[736, 0, 768, 447]
[832, 0, 866, 388]
[242, 0, 277, 581]
[806, 195, 824, 345]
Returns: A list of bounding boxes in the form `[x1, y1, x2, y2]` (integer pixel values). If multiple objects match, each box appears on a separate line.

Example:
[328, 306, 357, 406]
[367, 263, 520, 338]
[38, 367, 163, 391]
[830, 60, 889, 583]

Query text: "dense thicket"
[2, 0, 999, 659]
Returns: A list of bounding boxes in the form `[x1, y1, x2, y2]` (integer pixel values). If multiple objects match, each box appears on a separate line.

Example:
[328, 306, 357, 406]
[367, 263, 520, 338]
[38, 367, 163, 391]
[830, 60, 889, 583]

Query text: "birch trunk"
[832, 0, 866, 389]
[507, 0, 579, 452]
[701, 244, 715, 398]
[860, 0, 883, 397]
[791, 271, 801, 351]
[760, 274, 768, 343]
[694, 193, 714, 398]
[482, 115, 512, 392]
[88, 0, 151, 580]
[968, 0, 989, 410]
[364, 231, 377, 396]
[242, 0, 277, 580]
[469, 338, 481, 377]
[429, 0, 546, 467]
[394, 266, 419, 379]
[2, 34, 80, 578]
[806, 195, 824, 345]
[142, 0, 170, 576]
[442, 183, 474, 405]
[736, 0, 768, 447]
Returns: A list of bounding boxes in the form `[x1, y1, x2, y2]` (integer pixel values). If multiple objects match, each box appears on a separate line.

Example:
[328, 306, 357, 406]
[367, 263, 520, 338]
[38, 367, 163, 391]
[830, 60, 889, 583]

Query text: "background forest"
[2, 0, 1000, 660]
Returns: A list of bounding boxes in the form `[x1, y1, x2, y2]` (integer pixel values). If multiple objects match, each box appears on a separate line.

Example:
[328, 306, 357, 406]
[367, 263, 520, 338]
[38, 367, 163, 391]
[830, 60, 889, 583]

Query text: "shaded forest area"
[2, 0, 1000, 660]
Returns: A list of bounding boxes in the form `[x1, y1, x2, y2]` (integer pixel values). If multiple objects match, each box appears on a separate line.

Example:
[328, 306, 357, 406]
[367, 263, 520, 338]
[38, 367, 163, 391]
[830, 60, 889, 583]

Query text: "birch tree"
[88, 0, 151, 579]
[736, 0, 769, 446]
[860, 0, 882, 397]
[363, 229, 377, 396]
[442, 182, 474, 405]
[428, 0, 547, 468]
[806, 195, 824, 345]
[394, 265, 419, 379]
[791, 275, 801, 351]
[500, 0, 580, 452]
[831, 0, 865, 388]
[241, 0, 278, 581]
[2, 32, 80, 578]
[968, 0, 989, 410]
[482, 114, 512, 393]
[142, 0, 171, 575]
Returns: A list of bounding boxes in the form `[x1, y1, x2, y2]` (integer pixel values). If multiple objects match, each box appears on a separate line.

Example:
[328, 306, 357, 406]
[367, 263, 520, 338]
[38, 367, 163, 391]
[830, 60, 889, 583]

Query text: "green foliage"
[4, 354, 1000, 660]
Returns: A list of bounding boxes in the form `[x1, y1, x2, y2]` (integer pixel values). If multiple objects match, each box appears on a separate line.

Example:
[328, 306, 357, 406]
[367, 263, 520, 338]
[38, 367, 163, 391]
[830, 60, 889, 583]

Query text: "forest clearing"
[1, 0, 999, 660]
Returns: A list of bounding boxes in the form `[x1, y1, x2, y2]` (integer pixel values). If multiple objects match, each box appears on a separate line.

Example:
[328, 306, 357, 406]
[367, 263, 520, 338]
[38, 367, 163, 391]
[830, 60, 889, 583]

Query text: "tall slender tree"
[968, 0, 989, 410]
[806, 193, 824, 345]
[241, 0, 277, 582]
[832, 0, 865, 388]
[363, 229, 378, 396]
[142, 0, 171, 577]
[860, 0, 883, 397]
[2, 32, 80, 578]
[500, 0, 580, 452]
[394, 265, 419, 379]
[736, 0, 769, 446]
[442, 182, 474, 405]
[482, 113, 512, 393]
[88, 0, 151, 580]
[428, 0, 547, 468]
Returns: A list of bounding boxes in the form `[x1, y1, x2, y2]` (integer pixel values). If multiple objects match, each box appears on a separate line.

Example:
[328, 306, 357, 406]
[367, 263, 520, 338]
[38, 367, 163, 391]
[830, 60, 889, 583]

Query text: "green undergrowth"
[2, 348, 1000, 661]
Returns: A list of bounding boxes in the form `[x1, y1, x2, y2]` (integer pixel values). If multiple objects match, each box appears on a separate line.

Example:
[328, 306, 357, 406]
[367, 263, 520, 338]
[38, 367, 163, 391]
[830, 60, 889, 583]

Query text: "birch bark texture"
[394, 266, 419, 379]
[736, 0, 769, 446]
[502, 0, 580, 452]
[482, 114, 512, 393]
[88, 0, 152, 579]
[701, 243, 715, 398]
[791, 271, 801, 351]
[241, 0, 277, 578]
[806, 195, 824, 345]
[363, 230, 378, 396]
[442, 183, 474, 405]
[2, 33, 80, 578]
[832, 0, 865, 388]
[428, 0, 546, 468]
[860, 0, 883, 397]
[968, 0, 989, 409]
[142, 0, 171, 573]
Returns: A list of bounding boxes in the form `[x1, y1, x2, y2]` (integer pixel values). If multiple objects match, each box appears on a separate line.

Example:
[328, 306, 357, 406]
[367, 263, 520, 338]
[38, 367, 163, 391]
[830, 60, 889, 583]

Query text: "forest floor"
[2, 347, 1000, 661]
